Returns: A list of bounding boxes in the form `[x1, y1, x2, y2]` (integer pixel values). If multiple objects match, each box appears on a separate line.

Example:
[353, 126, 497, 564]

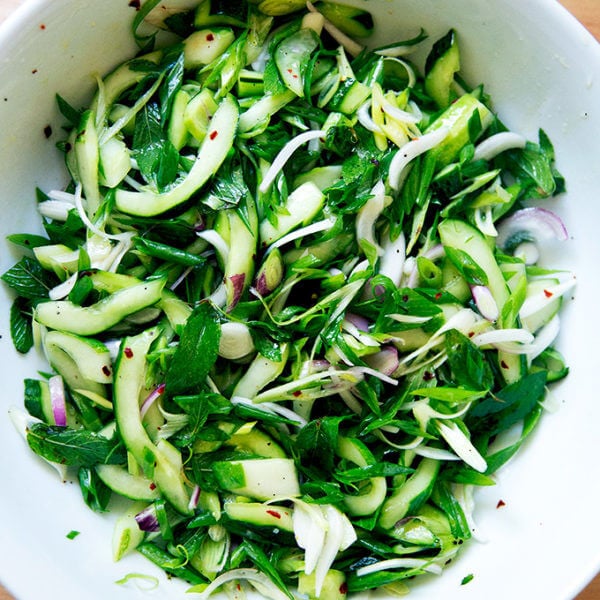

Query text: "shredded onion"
[357, 101, 383, 133]
[196, 229, 229, 264]
[259, 129, 325, 193]
[193, 568, 291, 600]
[389, 127, 450, 190]
[471, 285, 499, 321]
[437, 420, 487, 473]
[378, 231, 406, 286]
[268, 217, 335, 252]
[38, 200, 74, 221]
[48, 273, 78, 300]
[473, 131, 527, 161]
[356, 558, 442, 577]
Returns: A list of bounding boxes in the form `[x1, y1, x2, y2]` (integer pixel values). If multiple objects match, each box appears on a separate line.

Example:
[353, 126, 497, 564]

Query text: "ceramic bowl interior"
[0, 1, 599, 599]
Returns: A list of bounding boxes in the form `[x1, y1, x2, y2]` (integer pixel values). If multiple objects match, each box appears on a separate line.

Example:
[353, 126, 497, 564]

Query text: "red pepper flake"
[287, 68, 293, 73]
[423, 371, 435, 381]
[500, 360, 509, 369]
[266, 509, 281, 519]
[101, 365, 112, 377]
[435, 292, 443, 300]
[39, 23, 46, 30]
[543, 289, 553, 298]
[339, 582, 348, 594]
[209, 130, 218, 140]
[468, 331, 475, 338]
[206, 33, 215, 41]
[293, 390, 302, 397]
[128, 0, 141, 9]
[124, 347, 134, 358]
[149, 482, 157, 491]
[496, 499, 506, 509]
[236, 584, 242, 591]
[32, 68, 38, 74]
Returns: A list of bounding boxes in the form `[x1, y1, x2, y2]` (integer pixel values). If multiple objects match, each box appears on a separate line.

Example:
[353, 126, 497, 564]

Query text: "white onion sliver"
[473, 131, 527, 161]
[196, 229, 229, 264]
[357, 101, 383, 133]
[389, 127, 450, 190]
[519, 277, 576, 319]
[268, 217, 335, 252]
[437, 420, 487, 473]
[48, 273, 79, 300]
[73, 184, 130, 242]
[356, 558, 442, 577]
[381, 96, 421, 124]
[471, 285, 499, 322]
[378, 231, 406, 286]
[414, 445, 461, 461]
[259, 129, 325, 193]
[38, 200, 74, 221]
[471, 328, 534, 348]
[194, 568, 290, 600]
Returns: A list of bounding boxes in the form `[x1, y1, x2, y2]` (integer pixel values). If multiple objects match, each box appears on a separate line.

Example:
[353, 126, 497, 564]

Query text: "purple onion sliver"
[188, 485, 201, 511]
[49, 375, 67, 427]
[345, 312, 370, 332]
[227, 273, 246, 311]
[365, 345, 399, 377]
[496, 207, 568, 250]
[140, 383, 165, 419]
[135, 506, 160, 532]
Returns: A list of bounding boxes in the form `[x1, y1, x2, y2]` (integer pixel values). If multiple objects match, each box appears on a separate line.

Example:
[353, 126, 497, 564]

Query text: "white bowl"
[0, 1, 599, 599]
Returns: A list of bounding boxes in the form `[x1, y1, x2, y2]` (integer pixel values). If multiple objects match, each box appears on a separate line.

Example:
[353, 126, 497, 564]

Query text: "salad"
[2, 0, 575, 598]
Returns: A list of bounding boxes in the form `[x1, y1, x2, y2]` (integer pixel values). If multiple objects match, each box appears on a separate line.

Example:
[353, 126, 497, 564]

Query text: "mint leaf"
[27, 423, 127, 466]
[165, 302, 221, 397]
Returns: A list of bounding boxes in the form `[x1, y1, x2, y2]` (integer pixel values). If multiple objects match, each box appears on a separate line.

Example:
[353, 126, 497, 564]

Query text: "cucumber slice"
[379, 458, 440, 530]
[35, 277, 167, 336]
[424, 29, 460, 109]
[224, 501, 294, 531]
[259, 182, 325, 245]
[115, 95, 239, 217]
[96, 464, 160, 501]
[212, 457, 300, 500]
[43, 331, 113, 384]
[114, 328, 191, 514]
[426, 93, 493, 166]
[184, 28, 236, 69]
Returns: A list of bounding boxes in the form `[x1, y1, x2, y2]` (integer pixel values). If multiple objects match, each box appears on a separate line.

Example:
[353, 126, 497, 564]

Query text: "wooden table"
[0, 0, 598, 599]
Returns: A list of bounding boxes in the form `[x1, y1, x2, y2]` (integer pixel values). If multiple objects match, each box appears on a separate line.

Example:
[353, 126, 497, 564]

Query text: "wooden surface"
[0, 0, 598, 599]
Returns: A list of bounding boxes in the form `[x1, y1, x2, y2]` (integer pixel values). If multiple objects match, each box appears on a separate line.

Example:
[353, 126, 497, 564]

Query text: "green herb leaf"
[165, 302, 222, 397]
[1, 256, 54, 299]
[27, 423, 128, 467]
[9, 297, 34, 353]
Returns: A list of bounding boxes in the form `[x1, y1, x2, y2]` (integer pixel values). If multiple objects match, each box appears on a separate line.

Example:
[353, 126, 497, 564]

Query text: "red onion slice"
[140, 383, 165, 419]
[364, 345, 399, 377]
[496, 207, 568, 250]
[49, 375, 67, 426]
[135, 505, 160, 533]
